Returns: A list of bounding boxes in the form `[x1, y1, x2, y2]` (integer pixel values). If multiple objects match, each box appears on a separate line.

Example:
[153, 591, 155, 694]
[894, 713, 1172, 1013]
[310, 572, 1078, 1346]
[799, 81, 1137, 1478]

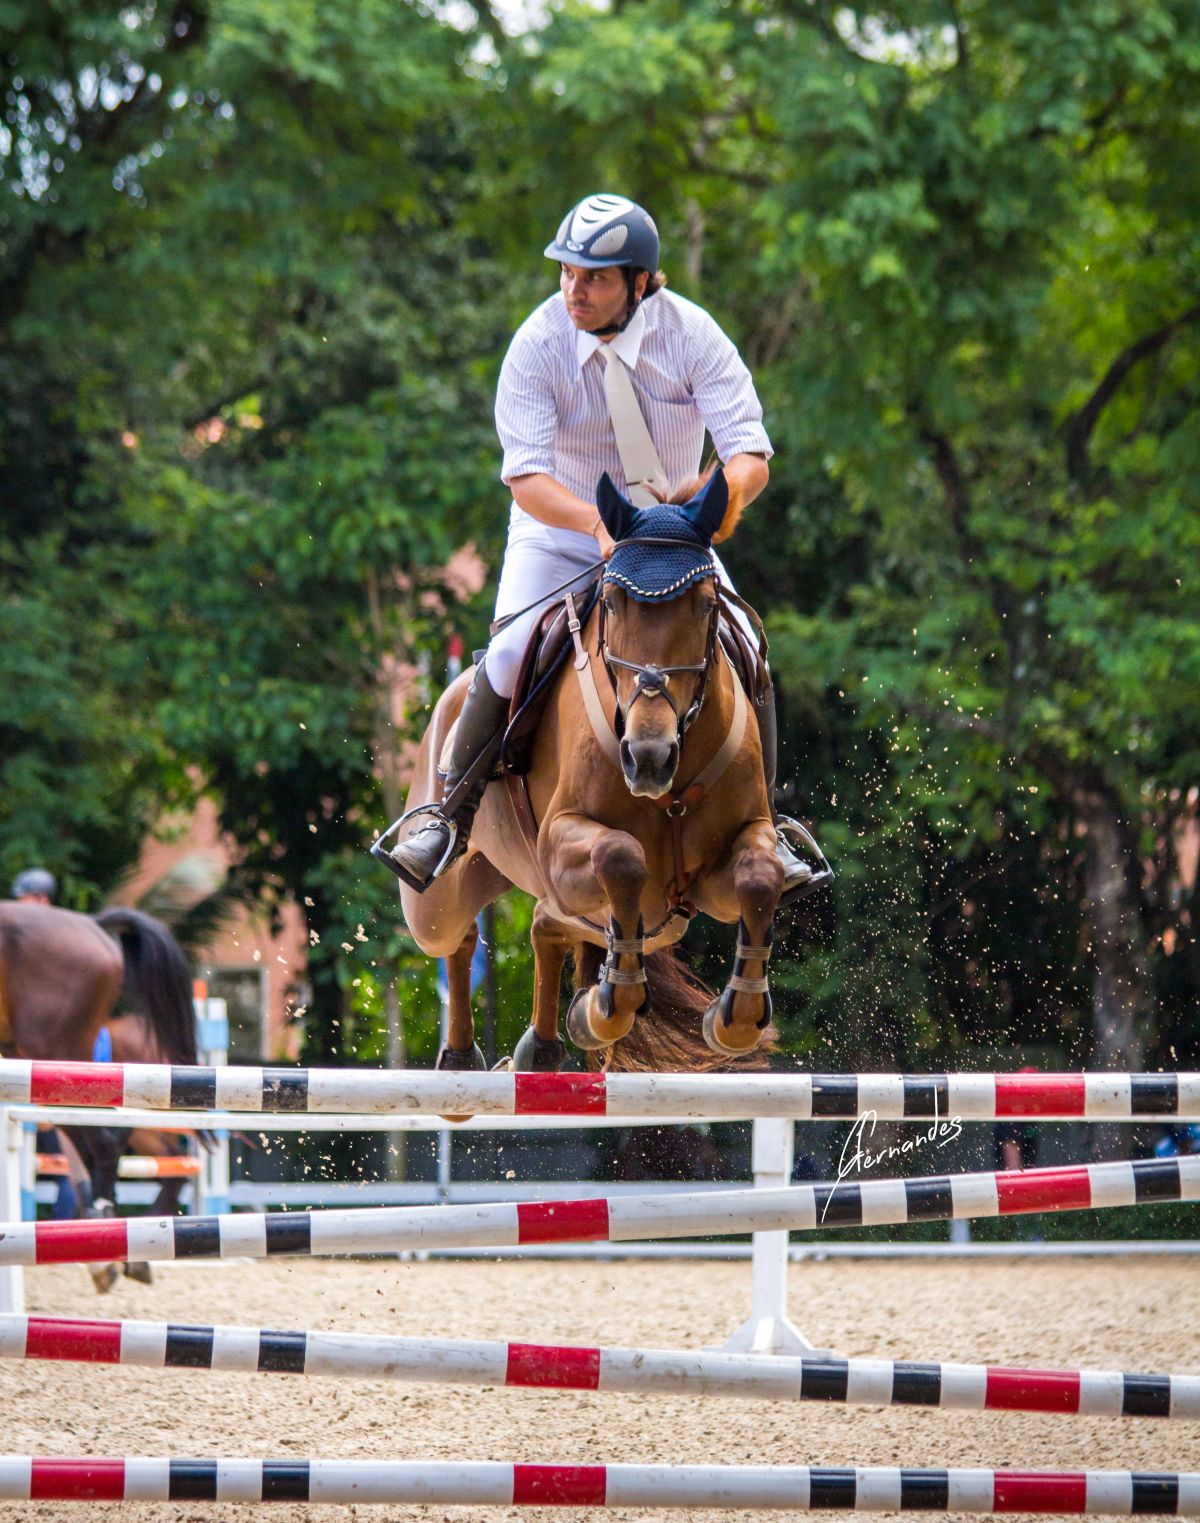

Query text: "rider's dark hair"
[628, 268, 667, 302]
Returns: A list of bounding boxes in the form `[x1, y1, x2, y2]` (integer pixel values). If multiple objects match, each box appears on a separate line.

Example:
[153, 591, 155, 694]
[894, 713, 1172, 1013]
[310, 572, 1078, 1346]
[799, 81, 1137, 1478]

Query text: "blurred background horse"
[0, 903, 199, 1286]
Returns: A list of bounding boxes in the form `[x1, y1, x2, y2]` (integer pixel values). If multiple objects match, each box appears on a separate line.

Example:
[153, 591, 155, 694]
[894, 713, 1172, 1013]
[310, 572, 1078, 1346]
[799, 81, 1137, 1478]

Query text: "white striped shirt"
[495, 288, 772, 546]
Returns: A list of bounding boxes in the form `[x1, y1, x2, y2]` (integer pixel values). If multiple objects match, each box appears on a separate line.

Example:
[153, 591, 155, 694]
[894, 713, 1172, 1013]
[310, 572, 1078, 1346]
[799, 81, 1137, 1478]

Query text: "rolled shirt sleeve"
[496, 331, 558, 484]
[687, 312, 773, 462]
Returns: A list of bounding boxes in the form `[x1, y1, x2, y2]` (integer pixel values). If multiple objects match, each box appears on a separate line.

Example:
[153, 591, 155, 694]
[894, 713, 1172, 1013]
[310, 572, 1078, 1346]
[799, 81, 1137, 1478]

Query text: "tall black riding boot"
[387, 664, 510, 892]
[755, 683, 816, 902]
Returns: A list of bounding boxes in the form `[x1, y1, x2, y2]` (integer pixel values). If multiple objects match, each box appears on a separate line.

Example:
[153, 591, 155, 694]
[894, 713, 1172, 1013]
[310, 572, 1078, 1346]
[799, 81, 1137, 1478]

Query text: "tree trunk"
[1074, 785, 1152, 1159]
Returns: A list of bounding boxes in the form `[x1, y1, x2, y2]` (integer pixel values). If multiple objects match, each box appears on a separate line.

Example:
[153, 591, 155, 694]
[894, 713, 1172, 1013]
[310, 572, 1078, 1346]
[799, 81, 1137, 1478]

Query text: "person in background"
[1154, 1124, 1200, 1158]
[10, 868, 57, 904]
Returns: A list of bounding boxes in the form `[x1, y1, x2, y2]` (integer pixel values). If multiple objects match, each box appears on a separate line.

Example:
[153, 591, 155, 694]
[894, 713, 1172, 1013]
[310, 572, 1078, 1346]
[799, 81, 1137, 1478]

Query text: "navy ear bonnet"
[596, 471, 727, 603]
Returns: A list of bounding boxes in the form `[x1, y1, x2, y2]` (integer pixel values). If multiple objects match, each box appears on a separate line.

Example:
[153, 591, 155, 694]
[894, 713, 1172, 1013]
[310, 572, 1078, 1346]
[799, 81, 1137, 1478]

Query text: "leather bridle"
[597, 536, 722, 746]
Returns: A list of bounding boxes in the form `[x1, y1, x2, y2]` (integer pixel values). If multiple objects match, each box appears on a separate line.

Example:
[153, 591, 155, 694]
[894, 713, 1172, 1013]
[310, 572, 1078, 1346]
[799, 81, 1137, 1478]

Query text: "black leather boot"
[755, 683, 817, 902]
[386, 665, 510, 891]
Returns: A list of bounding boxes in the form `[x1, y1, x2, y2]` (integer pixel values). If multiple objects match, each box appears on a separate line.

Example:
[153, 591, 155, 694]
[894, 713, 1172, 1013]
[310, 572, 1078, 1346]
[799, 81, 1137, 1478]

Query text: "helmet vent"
[590, 223, 629, 257]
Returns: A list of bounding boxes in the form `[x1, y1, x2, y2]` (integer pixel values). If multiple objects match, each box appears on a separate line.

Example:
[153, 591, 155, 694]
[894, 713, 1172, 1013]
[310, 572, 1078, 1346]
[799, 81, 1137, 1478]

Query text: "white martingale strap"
[601, 347, 669, 507]
[688, 655, 748, 794]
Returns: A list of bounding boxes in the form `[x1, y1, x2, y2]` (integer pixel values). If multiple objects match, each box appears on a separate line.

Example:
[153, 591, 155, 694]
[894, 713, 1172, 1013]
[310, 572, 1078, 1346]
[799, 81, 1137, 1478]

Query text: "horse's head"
[595, 469, 737, 799]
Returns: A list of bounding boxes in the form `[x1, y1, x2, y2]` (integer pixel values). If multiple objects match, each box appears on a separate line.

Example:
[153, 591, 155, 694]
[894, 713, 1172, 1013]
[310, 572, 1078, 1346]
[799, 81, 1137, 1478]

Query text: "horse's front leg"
[437, 917, 484, 1070]
[544, 815, 649, 1051]
[702, 823, 783, 1057]
[433, 918, 488, 1122]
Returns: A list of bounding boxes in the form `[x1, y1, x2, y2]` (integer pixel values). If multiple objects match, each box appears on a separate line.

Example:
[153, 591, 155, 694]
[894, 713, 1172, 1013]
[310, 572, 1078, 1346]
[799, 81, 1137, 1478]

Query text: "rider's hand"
[594, 521, 616, 561]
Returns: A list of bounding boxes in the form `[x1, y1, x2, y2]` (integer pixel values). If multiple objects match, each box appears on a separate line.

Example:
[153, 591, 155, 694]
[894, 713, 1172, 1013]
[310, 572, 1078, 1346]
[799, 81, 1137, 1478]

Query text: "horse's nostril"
[621, 735, 679, 793]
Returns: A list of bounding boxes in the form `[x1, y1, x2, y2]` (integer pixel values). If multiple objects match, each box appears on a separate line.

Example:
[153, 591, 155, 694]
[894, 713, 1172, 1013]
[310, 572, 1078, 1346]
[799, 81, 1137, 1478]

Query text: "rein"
[487, 532, 718, 641]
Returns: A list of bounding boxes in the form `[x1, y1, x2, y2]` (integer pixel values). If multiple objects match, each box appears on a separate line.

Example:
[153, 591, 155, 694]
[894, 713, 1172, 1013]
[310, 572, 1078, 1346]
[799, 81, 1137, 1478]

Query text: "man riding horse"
[387, 193, 812, 897]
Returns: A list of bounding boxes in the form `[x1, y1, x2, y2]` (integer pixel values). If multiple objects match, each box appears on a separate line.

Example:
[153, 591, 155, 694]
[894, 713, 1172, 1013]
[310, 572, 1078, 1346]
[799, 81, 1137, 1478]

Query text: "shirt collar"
[574, 298, 648, 371]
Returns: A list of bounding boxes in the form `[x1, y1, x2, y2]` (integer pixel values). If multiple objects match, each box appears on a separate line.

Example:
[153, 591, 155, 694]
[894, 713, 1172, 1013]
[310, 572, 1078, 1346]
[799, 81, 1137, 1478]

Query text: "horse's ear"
[680, 469, 728, 544]
[596, 472, 636, 541]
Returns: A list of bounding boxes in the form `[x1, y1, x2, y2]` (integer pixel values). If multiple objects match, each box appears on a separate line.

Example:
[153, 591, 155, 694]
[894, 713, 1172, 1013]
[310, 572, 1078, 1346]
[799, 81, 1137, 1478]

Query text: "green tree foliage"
[485, 0, 1200, 1076]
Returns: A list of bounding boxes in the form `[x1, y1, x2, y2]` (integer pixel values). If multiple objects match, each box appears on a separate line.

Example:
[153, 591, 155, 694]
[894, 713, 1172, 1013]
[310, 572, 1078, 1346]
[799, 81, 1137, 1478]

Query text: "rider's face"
[560, 263, 646, 333]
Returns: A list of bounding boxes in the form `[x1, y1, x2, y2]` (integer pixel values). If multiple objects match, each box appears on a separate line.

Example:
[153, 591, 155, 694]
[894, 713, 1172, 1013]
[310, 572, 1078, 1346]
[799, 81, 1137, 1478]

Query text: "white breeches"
[484, 516, 758, 699]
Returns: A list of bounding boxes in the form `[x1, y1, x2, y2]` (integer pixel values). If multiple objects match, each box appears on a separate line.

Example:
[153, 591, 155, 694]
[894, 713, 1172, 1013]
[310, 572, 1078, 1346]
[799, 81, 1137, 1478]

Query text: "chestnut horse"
[381, 470, 828, 1074]
[0, 904, 198, 1211]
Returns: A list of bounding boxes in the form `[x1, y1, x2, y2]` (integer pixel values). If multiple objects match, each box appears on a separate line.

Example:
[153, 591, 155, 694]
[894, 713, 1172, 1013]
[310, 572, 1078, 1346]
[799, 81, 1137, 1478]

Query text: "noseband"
[598, 536, 722, 744]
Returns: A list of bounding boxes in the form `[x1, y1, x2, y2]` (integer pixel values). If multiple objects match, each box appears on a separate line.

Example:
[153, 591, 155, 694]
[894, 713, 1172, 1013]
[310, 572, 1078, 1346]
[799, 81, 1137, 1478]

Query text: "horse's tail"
[590, 945, 775, 1073]
[94, 908, 198, 1066]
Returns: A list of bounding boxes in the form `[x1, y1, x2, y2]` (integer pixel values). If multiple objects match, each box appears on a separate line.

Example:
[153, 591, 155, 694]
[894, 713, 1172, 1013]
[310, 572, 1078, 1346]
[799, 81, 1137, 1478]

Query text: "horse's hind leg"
[510, 904, 569, 1072]
[63, 1125, 126, 1294]
[702, 823, 783, 1056]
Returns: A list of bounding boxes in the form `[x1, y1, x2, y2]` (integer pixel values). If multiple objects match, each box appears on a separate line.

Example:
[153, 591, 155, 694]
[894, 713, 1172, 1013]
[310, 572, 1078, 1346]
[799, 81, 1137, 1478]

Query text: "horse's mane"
[667, 464, 744, 544]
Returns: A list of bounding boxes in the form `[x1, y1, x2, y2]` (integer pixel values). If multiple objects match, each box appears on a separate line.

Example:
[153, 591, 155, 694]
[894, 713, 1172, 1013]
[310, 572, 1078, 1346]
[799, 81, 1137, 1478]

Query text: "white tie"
[600, 346, 669, 507]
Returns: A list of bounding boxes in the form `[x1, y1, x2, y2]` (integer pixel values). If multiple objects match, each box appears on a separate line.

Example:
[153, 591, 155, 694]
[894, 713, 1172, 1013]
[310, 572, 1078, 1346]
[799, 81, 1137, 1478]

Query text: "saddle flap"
[718, 614, 766, 706]
[501, 579, 601, 775]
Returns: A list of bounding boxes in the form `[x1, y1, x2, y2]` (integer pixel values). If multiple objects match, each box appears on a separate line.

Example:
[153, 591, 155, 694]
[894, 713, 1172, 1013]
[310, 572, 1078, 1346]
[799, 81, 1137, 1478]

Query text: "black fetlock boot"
[383, 664, 510, 892]
[755, 683, 823, 905]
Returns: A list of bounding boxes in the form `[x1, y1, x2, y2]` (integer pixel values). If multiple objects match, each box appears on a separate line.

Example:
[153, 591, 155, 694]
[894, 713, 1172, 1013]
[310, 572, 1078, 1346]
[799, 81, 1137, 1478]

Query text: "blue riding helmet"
[11, 867, 57, 900]
[545, 194, 660, 272]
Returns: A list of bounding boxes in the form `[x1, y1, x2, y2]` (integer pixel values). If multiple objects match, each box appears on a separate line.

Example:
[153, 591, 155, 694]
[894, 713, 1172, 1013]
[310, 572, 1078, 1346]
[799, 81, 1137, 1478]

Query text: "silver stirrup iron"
[371, 805, 460, 892]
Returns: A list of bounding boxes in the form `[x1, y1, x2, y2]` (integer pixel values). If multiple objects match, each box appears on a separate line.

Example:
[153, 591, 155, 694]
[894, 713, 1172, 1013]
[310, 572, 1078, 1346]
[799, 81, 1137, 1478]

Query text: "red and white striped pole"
[2, 1313, 1196, 1420]
[2, 1063, 1197, 1121]
[0, 1458, 1195, 1511]
[0, 1155, 1193, 1268]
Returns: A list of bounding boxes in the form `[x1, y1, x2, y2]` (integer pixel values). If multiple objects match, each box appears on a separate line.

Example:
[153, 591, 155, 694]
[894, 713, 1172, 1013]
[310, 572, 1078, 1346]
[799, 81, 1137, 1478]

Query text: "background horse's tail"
[588, 945, 774, 1073]
[94, 908, 198, 1066]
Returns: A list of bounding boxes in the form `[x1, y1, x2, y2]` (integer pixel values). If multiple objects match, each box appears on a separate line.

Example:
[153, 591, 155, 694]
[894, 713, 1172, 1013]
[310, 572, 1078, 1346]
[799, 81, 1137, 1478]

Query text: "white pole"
[718, 1117, 831, 1357]
[194, 990, 230, 1216]
[435, 636, 463, 1206]
[0, 1110, 24, 1314]
[18, 1122, 36, 1219]
[436, 1000, 453, 1204]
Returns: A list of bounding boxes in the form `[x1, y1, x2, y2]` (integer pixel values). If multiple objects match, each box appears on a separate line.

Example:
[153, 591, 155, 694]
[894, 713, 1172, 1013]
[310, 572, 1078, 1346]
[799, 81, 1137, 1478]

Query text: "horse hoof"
[512, 1027, 567, 1073]
[565, 988, 608, 1052]
[435, 1042, 486, 1122]
[435, 1043, 486, 1072]
[702, 1000, 766, 1057]
[88, 1262, 120, 1294]
[123, 1261, 153, 1285]
[565, 987, 635, 1052]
